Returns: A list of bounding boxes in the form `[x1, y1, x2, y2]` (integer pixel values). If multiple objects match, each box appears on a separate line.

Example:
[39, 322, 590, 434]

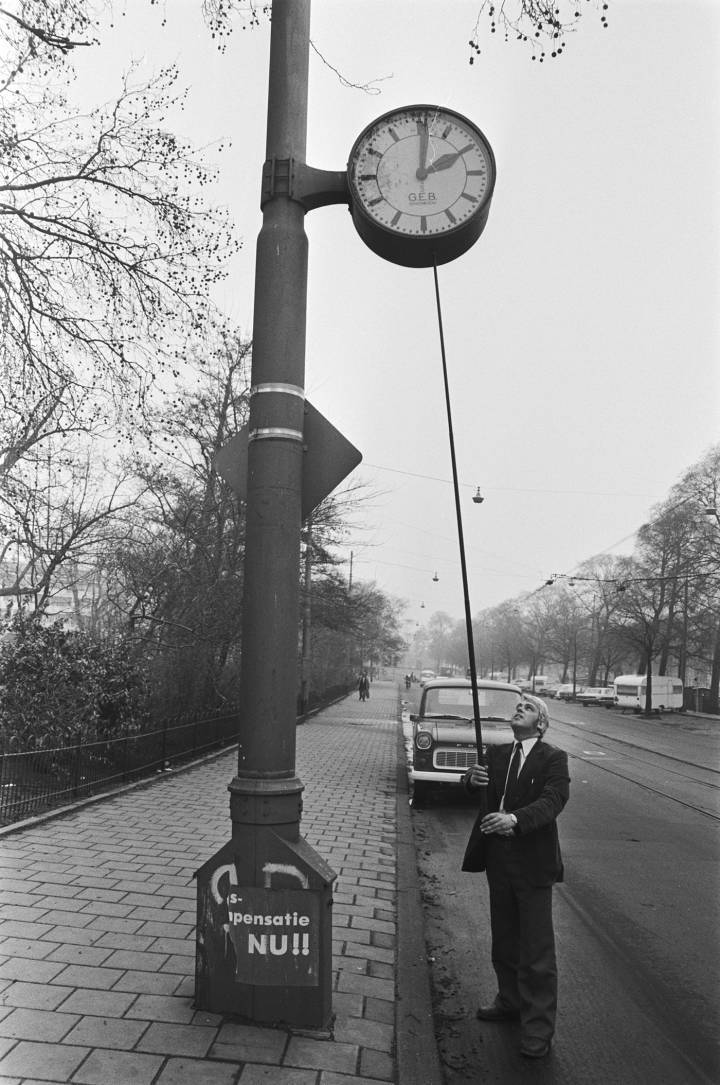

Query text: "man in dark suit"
[461, 693, 570, 1059]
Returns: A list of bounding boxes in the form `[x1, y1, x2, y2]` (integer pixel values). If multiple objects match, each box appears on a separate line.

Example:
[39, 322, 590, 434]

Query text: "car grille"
[434, 748, 476, 770]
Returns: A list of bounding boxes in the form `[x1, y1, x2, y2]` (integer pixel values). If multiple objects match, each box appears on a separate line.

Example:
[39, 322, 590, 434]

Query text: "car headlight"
[415, 731, 433, 750]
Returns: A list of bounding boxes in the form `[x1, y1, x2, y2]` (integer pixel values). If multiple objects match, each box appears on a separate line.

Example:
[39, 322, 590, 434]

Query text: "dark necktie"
[503, 743, 522, 805]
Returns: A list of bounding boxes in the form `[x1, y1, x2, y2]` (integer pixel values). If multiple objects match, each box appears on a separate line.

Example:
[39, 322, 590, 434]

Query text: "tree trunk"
[644, 647, 654, 717]
[707, 619, 720, 715]
[644, 672, 653, 715]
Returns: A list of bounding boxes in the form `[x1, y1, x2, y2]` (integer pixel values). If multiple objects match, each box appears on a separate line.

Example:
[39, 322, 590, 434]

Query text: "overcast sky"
[75, 0, 719, 628]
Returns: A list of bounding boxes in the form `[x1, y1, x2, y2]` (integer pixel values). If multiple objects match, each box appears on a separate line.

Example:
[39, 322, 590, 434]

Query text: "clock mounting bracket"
[261, 157, 350, 213]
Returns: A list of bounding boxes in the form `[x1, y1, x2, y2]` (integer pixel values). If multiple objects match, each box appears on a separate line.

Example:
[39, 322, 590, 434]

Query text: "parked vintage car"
[556, 684, 582, 701]
[576, 686, 615, 707]
[409, 677, 520, 805]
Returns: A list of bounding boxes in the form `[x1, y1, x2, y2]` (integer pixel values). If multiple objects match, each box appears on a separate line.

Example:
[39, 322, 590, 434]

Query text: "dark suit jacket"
[462, 740, 570, 886]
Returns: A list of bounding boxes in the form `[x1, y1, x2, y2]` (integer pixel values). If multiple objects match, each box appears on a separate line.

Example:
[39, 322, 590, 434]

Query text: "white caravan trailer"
[520, 675, 550, 694]
[613, 675, 684, 713]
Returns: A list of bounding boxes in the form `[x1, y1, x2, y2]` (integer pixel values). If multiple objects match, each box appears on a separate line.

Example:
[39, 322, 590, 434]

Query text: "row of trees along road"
[0, 2, 405, 750]
[0, 317, 405, 747]
[414, 445, 720, 716]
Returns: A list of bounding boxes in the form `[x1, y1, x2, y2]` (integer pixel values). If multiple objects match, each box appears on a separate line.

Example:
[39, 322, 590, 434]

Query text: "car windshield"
[422, 687, 518, 721]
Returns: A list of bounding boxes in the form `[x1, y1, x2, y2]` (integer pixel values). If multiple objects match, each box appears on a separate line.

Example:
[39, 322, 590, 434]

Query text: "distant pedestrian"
[460, 694, 570, 1060]
[358, 672, 370, 702]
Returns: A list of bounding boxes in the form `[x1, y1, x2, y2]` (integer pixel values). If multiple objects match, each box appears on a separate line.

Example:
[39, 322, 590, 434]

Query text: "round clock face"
[347, 105, 495, 266]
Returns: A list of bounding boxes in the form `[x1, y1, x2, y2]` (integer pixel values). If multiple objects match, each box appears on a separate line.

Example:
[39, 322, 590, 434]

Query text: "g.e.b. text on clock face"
[351, 108, 491, 236]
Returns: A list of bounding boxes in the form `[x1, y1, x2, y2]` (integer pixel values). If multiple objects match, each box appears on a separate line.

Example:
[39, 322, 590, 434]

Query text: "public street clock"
[347, 104, 496, 268]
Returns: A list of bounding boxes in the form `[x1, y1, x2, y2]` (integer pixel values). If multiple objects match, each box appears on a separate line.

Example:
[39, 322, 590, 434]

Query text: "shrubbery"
[0, 615, 149, 751]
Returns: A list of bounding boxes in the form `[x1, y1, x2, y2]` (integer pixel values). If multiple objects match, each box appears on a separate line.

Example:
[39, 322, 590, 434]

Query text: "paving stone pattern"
[0, 682, 401, 1084]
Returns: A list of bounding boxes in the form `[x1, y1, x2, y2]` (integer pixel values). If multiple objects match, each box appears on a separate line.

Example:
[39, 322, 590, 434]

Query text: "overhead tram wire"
[530, 569, 720, 601]
[363, 462, 661, 501]
[534, 495, 720, 595]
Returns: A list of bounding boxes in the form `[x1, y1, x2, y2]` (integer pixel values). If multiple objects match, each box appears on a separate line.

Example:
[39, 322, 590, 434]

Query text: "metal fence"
[0, 680, 359, 827]
[0, 704, 240, 827]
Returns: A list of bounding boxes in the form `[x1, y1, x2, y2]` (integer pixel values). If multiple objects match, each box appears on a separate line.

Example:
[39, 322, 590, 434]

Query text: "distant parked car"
[409, 677, 520, 805]
[419, 669, 436, 686]
[576, 686, 615, 707]
[518, 675, 550, 695]
[556, 684, 582, 702]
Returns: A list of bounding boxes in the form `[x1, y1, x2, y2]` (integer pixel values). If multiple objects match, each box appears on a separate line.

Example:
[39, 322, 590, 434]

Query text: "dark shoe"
[476, 1000, 520, 1022]
[520, 1037, 552, 1058]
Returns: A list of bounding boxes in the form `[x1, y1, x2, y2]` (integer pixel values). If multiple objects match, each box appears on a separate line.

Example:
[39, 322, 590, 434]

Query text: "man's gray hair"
[523, 693, 550, 734]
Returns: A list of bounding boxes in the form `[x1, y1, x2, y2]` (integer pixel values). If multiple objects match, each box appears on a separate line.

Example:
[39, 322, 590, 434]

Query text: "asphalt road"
[403, 689, 720, 1085]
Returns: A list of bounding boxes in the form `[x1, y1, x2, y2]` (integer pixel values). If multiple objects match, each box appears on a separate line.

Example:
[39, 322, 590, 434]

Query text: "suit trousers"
[485, 837, 558, 1041]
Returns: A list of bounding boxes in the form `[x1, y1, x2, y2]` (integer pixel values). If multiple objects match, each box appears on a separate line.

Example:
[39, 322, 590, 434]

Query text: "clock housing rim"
[346, 103, 496, 269]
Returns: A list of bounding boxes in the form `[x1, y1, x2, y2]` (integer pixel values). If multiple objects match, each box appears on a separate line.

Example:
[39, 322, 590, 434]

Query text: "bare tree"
[200, 0, 612, 65]
[103, 330, 252, 711]
[666, 448, 720, 709]
[0, 444, 142, 615]
[542, 586, 589, 686]
[425, 610, 455, 674]
[0, 3, 239, 470]
[469, 0, 611, 63]
[482, 600, 526, 683]
[0, 2, 99, 58]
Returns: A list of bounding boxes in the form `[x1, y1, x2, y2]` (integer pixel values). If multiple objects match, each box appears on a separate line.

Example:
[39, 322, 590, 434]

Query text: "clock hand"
[425, 151, 463, 174]
[416, 120, 429, 181]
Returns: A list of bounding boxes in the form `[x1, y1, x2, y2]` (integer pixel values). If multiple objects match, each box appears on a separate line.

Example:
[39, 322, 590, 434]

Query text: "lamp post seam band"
[251, 382, 305, 399]
[249, 427, 304, 443]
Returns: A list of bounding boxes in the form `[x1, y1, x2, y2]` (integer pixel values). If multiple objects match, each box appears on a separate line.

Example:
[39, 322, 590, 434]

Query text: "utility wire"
[363, 461, 660, 501]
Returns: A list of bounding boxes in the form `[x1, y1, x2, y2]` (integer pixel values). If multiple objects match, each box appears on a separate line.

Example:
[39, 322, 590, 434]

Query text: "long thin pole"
[432, 261, 484, 763]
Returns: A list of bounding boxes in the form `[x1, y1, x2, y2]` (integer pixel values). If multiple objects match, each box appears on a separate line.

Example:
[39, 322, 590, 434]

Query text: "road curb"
[395, 708, 444, 1085]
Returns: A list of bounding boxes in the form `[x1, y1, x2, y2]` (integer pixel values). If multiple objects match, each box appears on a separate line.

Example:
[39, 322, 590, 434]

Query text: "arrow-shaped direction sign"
[214, 401, 362, 522]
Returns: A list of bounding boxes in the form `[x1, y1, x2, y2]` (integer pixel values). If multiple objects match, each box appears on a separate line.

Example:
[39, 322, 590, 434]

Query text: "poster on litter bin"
[226, 887, 320, 986]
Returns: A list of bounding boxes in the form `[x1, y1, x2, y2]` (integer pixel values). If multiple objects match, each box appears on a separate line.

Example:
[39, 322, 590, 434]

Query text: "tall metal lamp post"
[196, 0, 497, 1030]
[196, 0, 354, 1030]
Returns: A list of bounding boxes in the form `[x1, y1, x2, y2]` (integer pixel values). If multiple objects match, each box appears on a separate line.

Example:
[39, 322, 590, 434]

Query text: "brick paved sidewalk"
[0, 681, 421, 1085]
